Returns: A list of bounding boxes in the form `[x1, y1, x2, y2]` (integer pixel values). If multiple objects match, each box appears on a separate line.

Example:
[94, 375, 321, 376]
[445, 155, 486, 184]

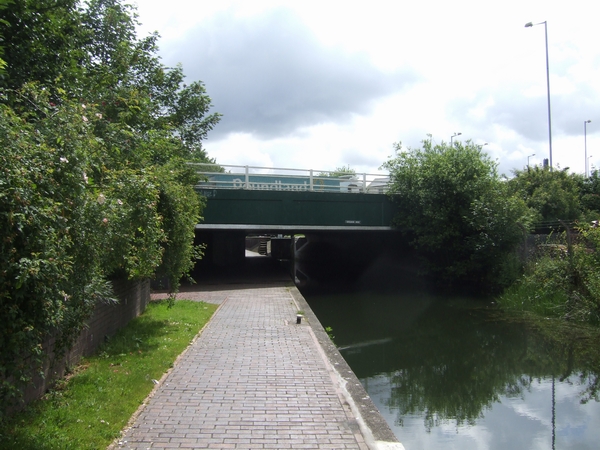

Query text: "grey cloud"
[450, 81, 600, 145]
[160, 8, 418, 140]
[448, 88, 550, 143]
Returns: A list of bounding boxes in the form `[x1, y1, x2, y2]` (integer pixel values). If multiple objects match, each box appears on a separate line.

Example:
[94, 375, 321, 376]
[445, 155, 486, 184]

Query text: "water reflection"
[302, 288, 600, 450]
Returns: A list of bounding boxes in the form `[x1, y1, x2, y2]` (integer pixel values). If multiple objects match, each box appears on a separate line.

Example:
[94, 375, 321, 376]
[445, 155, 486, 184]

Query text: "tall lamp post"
[450, 132, 462, 148]
[585, 120, 592, 177]
[528, 153, 535, 169]
[525, 21, 553, 169]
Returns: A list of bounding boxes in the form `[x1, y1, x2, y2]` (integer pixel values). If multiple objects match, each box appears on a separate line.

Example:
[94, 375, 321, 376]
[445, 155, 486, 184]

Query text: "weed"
[325, 326, 335, 343]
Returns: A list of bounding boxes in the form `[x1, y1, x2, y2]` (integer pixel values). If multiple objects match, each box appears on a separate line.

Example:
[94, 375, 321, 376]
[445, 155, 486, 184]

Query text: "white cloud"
[133, 0, 600, 176]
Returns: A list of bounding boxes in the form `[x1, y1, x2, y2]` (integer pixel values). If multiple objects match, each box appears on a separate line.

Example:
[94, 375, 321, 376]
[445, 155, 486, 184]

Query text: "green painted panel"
[197, 189, 395, 227]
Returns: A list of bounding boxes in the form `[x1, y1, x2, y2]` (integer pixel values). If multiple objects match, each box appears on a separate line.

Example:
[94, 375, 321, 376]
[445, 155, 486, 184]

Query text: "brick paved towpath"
[112, 259, 403, 449]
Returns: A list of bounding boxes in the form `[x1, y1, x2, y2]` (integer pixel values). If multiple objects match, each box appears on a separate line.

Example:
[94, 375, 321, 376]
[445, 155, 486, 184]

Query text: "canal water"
[299, 278, 600, 449]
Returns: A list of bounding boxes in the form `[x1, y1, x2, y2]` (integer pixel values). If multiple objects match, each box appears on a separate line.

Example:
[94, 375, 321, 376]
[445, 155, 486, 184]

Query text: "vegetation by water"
[383, 138, 600, 325]
[0, 300, 217, 449]
[383, 137, 531, 293]
[499, 227, 600, 325]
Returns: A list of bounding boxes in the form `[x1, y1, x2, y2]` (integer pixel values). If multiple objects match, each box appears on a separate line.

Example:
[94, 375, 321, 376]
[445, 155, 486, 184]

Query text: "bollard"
[296, 314, 302, 324]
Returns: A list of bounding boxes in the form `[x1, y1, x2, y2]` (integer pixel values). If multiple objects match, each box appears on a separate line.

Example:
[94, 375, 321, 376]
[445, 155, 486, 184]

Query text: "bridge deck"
[197, 188, 396, 231]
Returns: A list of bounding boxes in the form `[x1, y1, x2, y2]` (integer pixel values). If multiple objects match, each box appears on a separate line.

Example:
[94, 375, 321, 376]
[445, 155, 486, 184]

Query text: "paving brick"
[114, 285, 369, 449]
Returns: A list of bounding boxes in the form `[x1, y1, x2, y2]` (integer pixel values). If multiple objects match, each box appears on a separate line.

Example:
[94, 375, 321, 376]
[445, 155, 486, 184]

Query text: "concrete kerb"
[288, 286, 405, 450]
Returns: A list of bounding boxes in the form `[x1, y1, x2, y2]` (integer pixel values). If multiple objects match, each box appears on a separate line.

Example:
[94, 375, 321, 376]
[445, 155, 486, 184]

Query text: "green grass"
[0, 299, 218, 450]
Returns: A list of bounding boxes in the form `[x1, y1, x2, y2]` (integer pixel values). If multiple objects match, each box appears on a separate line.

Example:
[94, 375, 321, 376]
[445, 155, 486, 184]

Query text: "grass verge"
[0, 299, 218, 450]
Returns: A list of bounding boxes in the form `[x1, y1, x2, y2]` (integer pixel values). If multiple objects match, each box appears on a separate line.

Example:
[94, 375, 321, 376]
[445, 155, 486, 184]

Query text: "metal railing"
[189, 163, 390, 194]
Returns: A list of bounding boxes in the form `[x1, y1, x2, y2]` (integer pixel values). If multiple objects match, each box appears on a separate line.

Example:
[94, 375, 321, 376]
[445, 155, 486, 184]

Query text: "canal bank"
[113, 256, 402, 449]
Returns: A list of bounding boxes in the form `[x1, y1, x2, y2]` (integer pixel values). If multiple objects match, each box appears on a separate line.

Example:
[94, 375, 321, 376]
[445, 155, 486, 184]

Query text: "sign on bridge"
[191, 163, 389, 194]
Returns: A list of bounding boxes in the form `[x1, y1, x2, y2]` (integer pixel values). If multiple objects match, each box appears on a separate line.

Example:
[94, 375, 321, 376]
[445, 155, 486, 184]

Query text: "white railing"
[189, 163, 390, 194]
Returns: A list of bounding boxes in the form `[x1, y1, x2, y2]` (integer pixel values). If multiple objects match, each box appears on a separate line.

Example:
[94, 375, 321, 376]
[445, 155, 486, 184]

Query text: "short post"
[309, 169, 314, 191]
[244, 166, 249, 189]
[296, 314, 302, 324]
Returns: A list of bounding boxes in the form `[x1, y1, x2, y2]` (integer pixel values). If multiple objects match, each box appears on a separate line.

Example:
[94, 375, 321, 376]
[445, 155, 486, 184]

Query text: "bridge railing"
[189, 163, 390, 194]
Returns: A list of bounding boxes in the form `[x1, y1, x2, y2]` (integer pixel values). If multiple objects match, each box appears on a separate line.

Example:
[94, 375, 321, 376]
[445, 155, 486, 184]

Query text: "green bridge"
[191, 164, 401, 267]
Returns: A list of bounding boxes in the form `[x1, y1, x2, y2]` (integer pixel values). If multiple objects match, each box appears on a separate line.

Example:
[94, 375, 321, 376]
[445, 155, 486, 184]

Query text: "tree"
[508, 166, 583, 230]
[382, 138, 531, 292]
[0, 0, 11, 74]
[580, 169, 600, 218]
[0, 0, 220, 411]
[0, 0, 84, 94]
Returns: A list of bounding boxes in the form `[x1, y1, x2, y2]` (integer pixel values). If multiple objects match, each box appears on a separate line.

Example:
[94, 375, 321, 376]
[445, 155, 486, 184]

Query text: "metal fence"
[189, 163, 390, 194]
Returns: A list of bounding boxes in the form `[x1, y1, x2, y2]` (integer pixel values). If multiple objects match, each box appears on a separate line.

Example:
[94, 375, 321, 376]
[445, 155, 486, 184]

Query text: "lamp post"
[450, 132, 462, 148]
[528, 153, 535, 168]
[525, 21, 553, 169]
[585, 120, 592, 177]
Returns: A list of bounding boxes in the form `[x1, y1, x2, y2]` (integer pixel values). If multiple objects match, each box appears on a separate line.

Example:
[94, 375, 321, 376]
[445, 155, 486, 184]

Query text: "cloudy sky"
[133, 0, 600, 177]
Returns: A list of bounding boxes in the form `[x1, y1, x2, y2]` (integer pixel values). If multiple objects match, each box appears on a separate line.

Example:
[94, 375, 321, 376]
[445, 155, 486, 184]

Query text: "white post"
[245, 166, 249, 189]
[362, 173, 367, 193]
[309, 169, 314, 192]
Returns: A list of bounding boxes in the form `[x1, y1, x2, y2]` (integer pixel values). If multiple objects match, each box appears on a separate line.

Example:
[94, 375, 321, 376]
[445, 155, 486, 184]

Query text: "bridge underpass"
[191, 164, 407, 282]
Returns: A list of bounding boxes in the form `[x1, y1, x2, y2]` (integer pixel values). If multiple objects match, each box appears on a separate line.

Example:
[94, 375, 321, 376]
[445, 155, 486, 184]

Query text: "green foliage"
[508, 165, 583, 229]
[0, 0, 220, 412]
[0, 97, 110, 407]
[499, 227, 600, 324]
[154, 162, 206, 292]
[318, 165, 356, 178]
[0, 0, 84, 94]
[382, 137, 531, 292]
[580, 169, 600, 217]
[0, 300, 218, 449]
[0, 0, 11, 74]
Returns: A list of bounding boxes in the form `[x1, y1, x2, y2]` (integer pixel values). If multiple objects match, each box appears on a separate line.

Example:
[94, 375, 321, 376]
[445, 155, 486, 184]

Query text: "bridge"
[191, 164, 402, 268]
[193, 164, 395, 231]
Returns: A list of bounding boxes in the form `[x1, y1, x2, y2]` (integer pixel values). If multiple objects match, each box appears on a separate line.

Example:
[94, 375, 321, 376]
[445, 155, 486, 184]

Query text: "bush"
[499, 227, 600, 324]
[383, 137, 532, 293]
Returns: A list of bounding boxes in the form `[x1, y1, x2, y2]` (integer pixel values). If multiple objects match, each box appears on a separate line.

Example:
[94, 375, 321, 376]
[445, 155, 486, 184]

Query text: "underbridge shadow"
[180, 254, 294, 292]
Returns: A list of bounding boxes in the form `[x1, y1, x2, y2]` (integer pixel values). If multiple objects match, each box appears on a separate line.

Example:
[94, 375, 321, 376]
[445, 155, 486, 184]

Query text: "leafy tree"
[508, 166, 583, 229]
[0, 0, 220, 411]
[382, 137, 531, 292]
[0, 0, 84, 95]
[580, 169, 600, 217]
[0, 0, 11, 74]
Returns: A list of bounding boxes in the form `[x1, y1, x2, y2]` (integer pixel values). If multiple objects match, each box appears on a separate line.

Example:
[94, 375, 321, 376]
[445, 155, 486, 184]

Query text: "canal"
[298, 270, 600, 449]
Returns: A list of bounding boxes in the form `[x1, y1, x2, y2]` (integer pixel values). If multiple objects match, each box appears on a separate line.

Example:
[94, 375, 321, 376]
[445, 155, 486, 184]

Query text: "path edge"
[288, 286, 405, 450]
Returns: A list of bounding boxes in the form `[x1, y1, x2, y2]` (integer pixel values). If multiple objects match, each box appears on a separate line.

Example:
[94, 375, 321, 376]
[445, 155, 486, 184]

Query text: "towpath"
[113, 258, 402, 449]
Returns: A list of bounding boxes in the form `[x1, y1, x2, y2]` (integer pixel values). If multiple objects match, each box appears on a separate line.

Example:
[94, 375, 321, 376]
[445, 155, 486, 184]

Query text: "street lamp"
[528, 153, 535, 168]
[525, 21, 553, 169]
[450, 132, 462, 148]
[585, 120, 592, 177]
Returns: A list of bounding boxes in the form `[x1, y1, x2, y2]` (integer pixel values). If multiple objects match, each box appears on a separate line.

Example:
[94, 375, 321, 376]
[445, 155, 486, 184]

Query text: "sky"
[132, 0, 600, 178]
